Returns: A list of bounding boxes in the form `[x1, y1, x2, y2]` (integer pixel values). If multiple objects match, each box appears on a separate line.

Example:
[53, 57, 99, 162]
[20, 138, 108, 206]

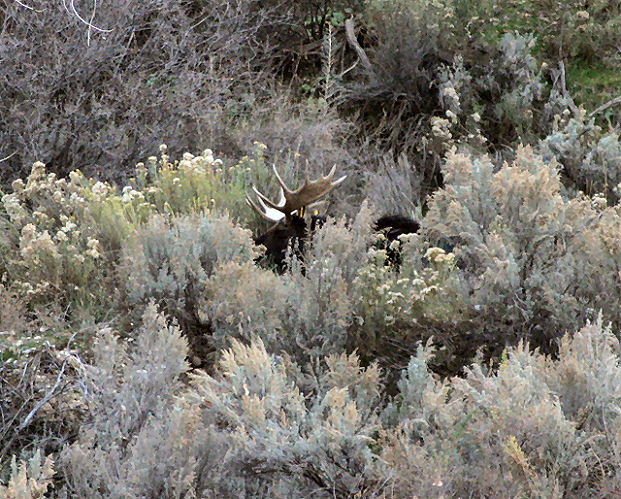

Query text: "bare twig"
[61, 0, 113, 34]
[344, 18, 373, 77]
[0, 151, 17, 163]
[589, 95, 621, 118]
[17, 358, 68, 431]
[558, 61, 579, 117]
[87, 0, 99, 46]
[10, 0, 38, 11]
[16, 331, 82, 431]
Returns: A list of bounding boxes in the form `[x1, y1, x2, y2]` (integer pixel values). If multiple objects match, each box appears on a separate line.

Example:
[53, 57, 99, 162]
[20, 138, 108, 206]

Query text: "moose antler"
[245, 189, 287, 222]
[246, 165, 346, 222]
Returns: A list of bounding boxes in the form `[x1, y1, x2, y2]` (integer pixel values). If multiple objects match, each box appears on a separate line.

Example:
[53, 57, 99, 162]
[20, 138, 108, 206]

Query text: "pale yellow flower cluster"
[18, 280, 51, 297]
[122, 186, 145, 203]
[440, 85, 460, 116]
[86, 237, 101, 259]
[355, 241, 459, 327]
[69, 192, 87, 207]
[1, 193, 27, 224]
[29, 161, 46, 182]
[576, 10, 589, 20]
[157, 146, 224, 177]
[0, 162, 111, 299]
[2, 163, 89, 232]
[425, 247, 455, 266]
[431, 117, 453, 140]
[20, 224, 60, 262]
[591, 193, 607, 211]
[91, 181, 111, 201]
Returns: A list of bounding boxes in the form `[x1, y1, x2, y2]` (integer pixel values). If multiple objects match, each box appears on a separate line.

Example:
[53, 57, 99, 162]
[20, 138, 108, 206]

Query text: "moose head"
[246, 165, 421, 271]
[246, 165, 346, 269]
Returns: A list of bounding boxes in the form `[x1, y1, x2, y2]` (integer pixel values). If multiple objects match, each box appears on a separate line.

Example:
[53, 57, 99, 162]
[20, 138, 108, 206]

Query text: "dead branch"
[557, 61, 579, 117]
[345, 18, 374, 77]
[589, 95, 621, 118]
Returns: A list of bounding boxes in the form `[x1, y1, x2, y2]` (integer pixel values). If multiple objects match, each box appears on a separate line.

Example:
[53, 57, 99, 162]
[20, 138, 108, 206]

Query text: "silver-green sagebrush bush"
[424, 145, 599, 353]
[0, 450, 55, 499]
[204, 208, 374, 364]
[201, 199, 462, 370]
[374, 317, 621, 498]
[186, 339, 383, 497]
[123, 212, 256, 341]
[49, 312, 621, 497]
[572, 205, 621, 332]
[540, 110, 621, 203]
[206, 257, 353, 364]
[5, 142, 621, 496]
[61, 304, 196, 498]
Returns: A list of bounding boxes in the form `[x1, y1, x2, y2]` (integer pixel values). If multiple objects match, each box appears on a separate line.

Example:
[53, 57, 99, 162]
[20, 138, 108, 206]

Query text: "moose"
[246, 166, 420, 270]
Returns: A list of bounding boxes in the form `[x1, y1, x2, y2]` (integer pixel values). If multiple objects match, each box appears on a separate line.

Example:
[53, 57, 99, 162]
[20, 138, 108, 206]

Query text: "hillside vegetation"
[1, 0, 621, 497]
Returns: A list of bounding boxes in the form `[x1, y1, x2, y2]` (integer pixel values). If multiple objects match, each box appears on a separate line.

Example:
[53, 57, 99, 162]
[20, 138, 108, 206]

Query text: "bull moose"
[246, 165, 420, 270]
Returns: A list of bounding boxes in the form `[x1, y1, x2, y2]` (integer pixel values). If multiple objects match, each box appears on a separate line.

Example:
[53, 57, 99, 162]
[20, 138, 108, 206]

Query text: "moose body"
[247, 166, 420, 271]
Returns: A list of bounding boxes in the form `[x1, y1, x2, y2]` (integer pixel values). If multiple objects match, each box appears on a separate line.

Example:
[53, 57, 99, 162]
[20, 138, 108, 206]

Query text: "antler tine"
[328, 163, 347, 187]
[247, 165, 347, 220]
[272, 165, 292, 194]
[283, 165, 347, 212]
[314, 164, 347, 188]
[246, 193, 285, 223]
[245, 194, 269, 220]
[251, 185, 289, 214]
[325, 164, 336, 180]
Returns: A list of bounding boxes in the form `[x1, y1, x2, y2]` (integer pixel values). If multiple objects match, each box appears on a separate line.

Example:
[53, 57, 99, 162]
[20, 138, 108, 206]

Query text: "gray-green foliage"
[204, 205, 375, 364]
[376, 317, 621, 498]
[123, 212, 255, 325]
[55, 312, 621, 498]
[540, 111, 621, 203]
[424, 145, 597, 350]
[203, 200, 463, 371]
[61, 304, 194, 498]
[0, 450, 55, 499]
[186, 339, 383, 497]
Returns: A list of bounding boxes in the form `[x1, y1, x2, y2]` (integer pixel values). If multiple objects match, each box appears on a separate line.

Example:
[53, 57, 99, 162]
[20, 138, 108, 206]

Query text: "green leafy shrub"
[0, 145, 272, 323]
[134, 143, 270, 224]
[490, 0, 621, 64]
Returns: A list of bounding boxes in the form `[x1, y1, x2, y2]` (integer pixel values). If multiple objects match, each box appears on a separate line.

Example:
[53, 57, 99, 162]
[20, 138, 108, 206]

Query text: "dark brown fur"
[256, 213, 420, 271]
